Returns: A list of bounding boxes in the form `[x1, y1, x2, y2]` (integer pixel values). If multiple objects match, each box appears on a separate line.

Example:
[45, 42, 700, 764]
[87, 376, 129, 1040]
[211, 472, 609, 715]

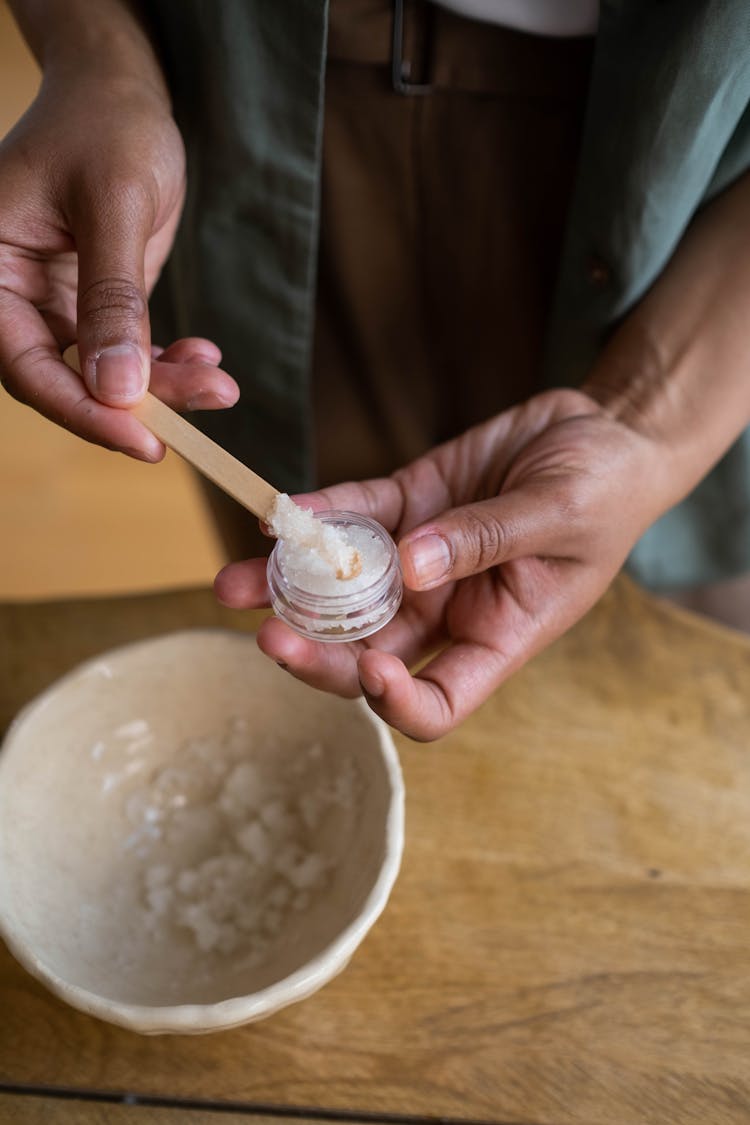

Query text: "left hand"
[215, 388, 675, 740]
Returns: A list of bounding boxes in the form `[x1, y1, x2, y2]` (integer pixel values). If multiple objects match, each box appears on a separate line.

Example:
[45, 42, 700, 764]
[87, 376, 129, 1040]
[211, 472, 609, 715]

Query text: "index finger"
[293, 477, 405, 533]
[0, 289, 163, 460]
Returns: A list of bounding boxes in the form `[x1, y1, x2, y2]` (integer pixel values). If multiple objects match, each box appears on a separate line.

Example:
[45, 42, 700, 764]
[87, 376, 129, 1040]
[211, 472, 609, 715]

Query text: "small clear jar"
[266, 510, 403, 642]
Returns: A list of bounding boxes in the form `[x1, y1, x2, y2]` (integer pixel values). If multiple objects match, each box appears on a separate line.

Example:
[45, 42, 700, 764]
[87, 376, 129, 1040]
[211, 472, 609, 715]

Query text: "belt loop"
[391, 0, 434, 95]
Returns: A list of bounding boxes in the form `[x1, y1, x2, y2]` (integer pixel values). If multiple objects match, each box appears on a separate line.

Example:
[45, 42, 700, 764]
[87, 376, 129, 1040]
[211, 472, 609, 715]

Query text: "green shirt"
[147, 0, 750, 589]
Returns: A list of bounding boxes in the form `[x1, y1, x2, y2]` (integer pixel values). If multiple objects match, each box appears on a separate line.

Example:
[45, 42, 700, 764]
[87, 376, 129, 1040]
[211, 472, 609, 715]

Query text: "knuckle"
[101, 175, 156, 223]
[78, 276, 147, 329]
[0, 367, 26, 404]
[410, 458, 451, 506]
[359, 479, 385, 521]
[562, 485, 587, 526]
[408, 690, 454, 744]
[73, 168, 155, 218]
[0, 342, 52, 404]
[554, 476, 591, 535]
[463, 508, 510, 570]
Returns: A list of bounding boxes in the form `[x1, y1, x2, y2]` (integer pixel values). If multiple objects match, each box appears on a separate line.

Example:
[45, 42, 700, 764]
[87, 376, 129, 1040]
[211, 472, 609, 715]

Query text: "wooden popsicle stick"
[63, 345, 278, 521]
[129, 391, 278, 520]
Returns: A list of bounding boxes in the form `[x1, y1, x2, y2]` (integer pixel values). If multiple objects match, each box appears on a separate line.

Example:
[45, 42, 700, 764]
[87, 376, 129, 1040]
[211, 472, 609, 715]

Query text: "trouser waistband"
[327, 0, 594, 99]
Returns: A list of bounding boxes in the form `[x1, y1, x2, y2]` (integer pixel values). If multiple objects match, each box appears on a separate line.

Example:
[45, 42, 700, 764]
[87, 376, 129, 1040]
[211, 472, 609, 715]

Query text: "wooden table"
[2, 578, 750, 1125]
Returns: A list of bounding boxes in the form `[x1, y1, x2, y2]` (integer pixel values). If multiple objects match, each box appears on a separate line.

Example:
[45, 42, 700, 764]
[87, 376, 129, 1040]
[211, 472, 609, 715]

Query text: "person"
[2, 0, 750, 740]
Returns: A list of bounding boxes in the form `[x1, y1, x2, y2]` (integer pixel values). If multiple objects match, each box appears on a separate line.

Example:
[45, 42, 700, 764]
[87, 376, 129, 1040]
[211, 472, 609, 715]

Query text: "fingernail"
[185, 393, 209, 412]
[406, 533, 452, 588]
[360, 675, 384, 700]
[93, 344, 147, 402]
[122, 443, 162, 464]
[186, 389, 237, 411]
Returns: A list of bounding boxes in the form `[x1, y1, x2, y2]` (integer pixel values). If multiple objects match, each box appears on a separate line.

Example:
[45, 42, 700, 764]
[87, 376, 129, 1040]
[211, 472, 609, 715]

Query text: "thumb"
[74, 190, 152, 406]
[399, 482, 575, 590]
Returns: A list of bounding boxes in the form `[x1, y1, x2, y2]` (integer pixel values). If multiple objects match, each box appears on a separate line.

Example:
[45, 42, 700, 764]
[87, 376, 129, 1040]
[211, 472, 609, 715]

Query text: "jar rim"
[266, 509, 403, 642]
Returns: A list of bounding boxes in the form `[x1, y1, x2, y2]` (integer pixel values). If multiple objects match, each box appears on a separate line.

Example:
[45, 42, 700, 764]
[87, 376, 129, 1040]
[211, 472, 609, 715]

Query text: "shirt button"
[586, 254, 611, 289]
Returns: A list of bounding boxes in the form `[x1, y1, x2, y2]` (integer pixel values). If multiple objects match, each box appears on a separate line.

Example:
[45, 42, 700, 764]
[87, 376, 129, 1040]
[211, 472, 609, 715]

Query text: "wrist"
[582, 322, 676, 441]
[9, 0, 170, 109]
[584, 315, 750, 512]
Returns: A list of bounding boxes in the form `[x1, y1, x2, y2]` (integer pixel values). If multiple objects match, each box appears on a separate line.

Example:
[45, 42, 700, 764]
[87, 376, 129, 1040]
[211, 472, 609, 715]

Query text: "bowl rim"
[0, 628, 405, 1034]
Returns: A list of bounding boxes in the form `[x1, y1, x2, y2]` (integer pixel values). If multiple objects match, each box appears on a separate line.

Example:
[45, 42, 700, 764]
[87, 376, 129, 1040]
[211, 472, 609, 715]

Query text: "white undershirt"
[434, 0, 598, 37]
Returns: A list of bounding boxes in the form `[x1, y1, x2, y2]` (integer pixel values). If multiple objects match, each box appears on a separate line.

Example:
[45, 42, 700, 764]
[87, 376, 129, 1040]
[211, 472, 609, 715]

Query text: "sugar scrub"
[267, 510, 403, 642]
[268, 494, 361, 579]
[279, 522, 388, 597]
[118, 717, 362, 975]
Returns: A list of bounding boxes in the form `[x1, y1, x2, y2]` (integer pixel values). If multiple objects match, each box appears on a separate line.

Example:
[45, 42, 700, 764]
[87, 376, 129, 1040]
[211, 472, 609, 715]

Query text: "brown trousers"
[205, 0, 593, 557]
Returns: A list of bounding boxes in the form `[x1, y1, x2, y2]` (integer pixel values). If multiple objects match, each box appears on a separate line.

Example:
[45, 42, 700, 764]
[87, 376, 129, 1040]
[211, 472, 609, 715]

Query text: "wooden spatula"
[63, 345, 278, 521]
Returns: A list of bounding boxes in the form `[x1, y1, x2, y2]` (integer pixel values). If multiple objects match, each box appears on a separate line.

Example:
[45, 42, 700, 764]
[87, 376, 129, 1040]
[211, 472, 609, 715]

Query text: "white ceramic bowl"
[0, 630, 404, 1034]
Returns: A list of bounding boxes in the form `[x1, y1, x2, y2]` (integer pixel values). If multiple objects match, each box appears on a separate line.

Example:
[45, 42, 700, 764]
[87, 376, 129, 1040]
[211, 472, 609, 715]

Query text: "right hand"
[0, 63, 237, 460]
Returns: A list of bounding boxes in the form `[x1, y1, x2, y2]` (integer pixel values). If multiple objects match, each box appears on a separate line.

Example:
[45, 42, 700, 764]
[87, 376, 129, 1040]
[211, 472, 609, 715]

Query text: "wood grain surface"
[0, 1093, 346, 1125]
[2, 579, 750, 1124]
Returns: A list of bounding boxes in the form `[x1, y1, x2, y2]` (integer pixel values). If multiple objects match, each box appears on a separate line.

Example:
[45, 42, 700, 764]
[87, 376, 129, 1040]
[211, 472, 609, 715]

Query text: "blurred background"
[0, 1, 225, 600]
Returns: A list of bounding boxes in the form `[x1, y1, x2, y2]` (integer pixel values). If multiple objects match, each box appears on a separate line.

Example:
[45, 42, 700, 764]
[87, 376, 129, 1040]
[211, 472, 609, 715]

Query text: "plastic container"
[266, 511, 403, 643]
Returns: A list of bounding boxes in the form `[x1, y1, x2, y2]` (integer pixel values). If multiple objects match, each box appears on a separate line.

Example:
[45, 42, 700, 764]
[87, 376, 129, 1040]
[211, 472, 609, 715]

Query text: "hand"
[215, 389, 675, 740]
[0, 60, 237, 460]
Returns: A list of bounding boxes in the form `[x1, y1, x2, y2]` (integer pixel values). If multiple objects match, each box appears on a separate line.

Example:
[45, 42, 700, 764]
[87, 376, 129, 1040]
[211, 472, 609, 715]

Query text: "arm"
[1, 1, 236, 458]
[583, 169, 750, 498]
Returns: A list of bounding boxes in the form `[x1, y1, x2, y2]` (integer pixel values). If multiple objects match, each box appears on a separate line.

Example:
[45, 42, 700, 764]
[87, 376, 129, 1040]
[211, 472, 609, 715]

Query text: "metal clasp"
[391, 0, 434, 95]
